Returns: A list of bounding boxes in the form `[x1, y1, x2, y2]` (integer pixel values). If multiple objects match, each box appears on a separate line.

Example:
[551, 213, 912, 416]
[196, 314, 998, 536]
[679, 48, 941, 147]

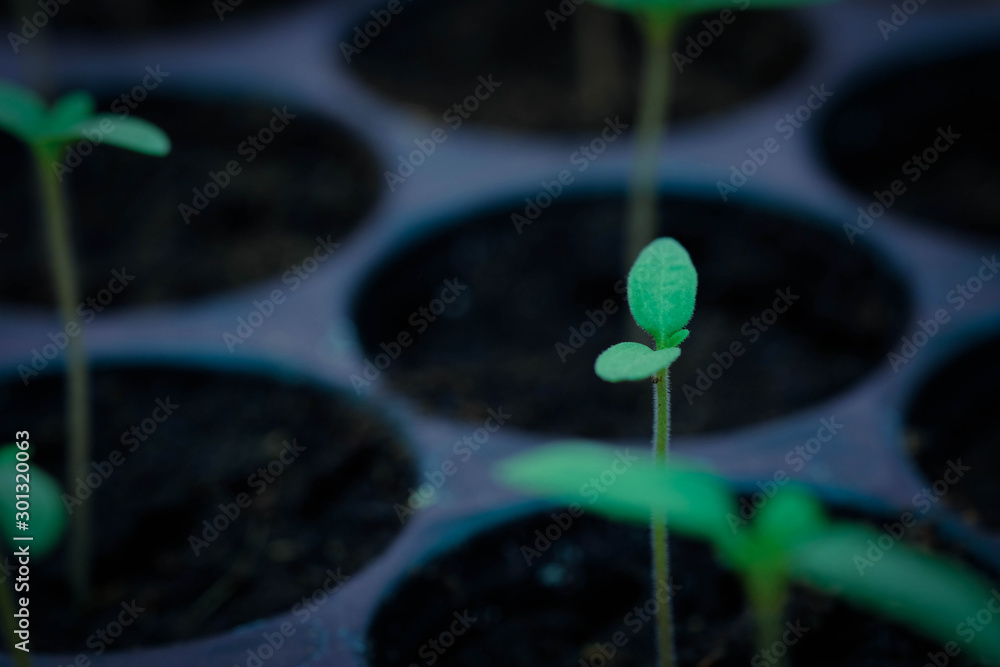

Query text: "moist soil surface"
[367, 510, 985, 666]
[0, 93, 379, 308]
[820, 45, 1000, 237]
[342, 0, 810, 133]
[0, 363, 416, 650]
[353, 193, 910, 438]
[907, 333, 1000, 532]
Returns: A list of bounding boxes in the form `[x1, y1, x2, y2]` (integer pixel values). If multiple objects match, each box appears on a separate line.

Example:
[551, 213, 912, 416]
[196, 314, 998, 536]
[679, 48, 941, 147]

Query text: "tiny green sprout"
[594, 236, 696, 666]
[583, 0, 837, 268]
[0, 80, 171, 604]
[0, 443, 66, 667]
[496, 443, 1000, 667]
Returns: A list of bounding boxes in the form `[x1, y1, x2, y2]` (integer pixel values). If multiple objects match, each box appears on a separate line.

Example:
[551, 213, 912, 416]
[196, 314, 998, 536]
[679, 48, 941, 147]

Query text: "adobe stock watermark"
[680, 287, 799, 404]
[17, 268, 135, 385]
[512, 116, 629, 233]
[222, 235, 340, 352]
[339, 0, 414, 63]
[61, 397, 180, 514]
[350, 277, 469, 394]
[887, 254, 999, 373]
[521, 449, 638, 566]
[234, 568, 351, 667]
[384, 74, 502, 191]
[579, 577, 683, 667]
[751, 619, 810, 666]
[726, 416, 844, 532]
[555, 278, 626, 362]
[49, 599, 145, 667]
[405, 610, 477, 667]
[672, 0, 751, 73]
[52, 66, 170, 181]
[188, 439, 306, 556]
[8, 0, 70, 53]
[878, 0, 930, 41]
[394, 407, 512, 523]
[844, 126, 961, 243]
[716, 84, 833, 201]
[180, 106, 296, 224]
[922, 588, 1000, 667]
[854, 459, 969, 576]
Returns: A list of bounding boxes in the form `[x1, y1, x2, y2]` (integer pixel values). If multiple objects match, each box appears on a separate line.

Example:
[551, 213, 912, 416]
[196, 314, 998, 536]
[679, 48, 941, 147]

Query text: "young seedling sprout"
[497, 237, 1000, 666]
[497, 443, 1000, 667]
[0, 443, 66, 665]
[595, 237, 695, 666]
[0, 81, 170, 603]
[584, 0, 835, 267]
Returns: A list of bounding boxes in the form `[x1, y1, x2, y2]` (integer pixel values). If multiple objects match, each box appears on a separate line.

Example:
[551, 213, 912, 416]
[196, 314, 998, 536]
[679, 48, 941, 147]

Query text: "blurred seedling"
[0, 81, 170, 603]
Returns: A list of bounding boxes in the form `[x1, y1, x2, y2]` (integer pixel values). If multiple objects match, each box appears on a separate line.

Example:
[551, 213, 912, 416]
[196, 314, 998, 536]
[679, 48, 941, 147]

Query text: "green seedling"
[593, 237, 695, 666]
[585, 0, 834, 267]
[0, 443, 66, 666]
[0, 80, 170, 603]
[497, 442, 1000, 667]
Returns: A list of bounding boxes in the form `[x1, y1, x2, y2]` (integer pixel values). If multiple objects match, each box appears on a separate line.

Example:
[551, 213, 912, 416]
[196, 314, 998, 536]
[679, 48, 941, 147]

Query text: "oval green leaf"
[595, 342, 681, 382]
[46, 115, 171, 156]
[495, 441, 736, 545]
[790, 524, 1000, 666]
[0, 80, 45, 143]
[627, 238, 697, 347]
[45, 90, 96, 135]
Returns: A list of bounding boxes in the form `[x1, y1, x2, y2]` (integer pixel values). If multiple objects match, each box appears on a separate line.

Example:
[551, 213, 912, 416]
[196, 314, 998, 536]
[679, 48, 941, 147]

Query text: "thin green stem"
[32, 145, 91, 605]
[746, 570, 790, 667]
[624, 12, 680, 270]
[0, 548, 30, 667]
[651, 367, 674, 667]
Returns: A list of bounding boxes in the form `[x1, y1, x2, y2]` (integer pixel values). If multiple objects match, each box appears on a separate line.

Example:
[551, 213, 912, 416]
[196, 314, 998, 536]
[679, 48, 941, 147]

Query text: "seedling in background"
[0, 81, 170, 603]
[585, 0, 835, 267]
[497, 443, 1000, 667]
[0, 443, 66, 665]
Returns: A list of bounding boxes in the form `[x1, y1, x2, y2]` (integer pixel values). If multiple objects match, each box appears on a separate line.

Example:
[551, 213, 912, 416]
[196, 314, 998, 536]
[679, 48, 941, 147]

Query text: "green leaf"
[0, 80, 45, 143]
[627, 238, 697, 348]
[595, 342, 681, 382]
[790, 525, 1000, 666]
[720, 485, 829, 572]
[0, 445, 66, 557]
[590, 0, 835, 15]
[45, 115, 171, 156]
[44, 90, 96, 136]
[495, 442, 736, 545]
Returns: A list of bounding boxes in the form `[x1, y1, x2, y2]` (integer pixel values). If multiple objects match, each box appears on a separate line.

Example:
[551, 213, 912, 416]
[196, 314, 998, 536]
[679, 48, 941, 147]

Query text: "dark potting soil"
[353, 193, 910, 438]
[341, 0, 810, 133]
[0, 93, 379, 308]
[3, 0, 294, 32]
[820, 45, 1000, 237]
[0, 363, 416, 650]
[907, 332, 1000, 532]
[367, 510, 984, 666]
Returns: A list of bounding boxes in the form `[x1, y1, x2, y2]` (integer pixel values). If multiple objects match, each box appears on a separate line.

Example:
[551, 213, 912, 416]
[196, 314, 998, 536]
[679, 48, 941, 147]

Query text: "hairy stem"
[624, 11, 680, 270]
[32, 145, 91, 605]
[0, 547, 30, 667]
[652, 367, 675, 667]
